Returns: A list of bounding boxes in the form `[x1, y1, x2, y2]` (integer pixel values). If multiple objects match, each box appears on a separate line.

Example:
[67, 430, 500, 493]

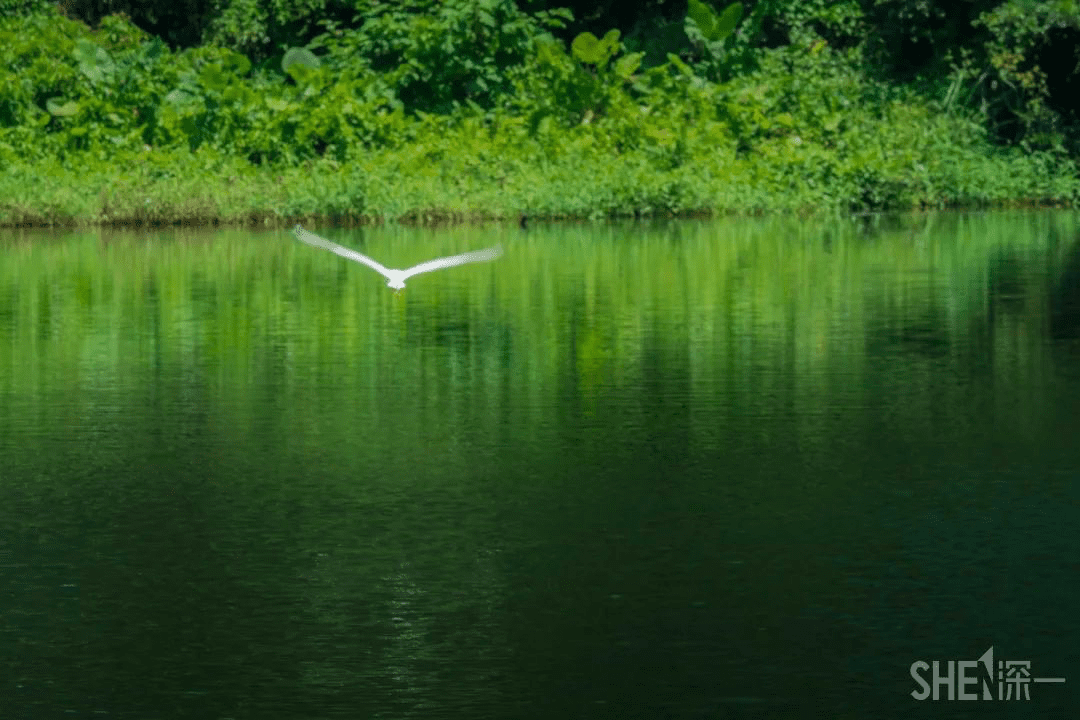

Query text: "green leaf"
[144, 37, 165, 62]
[614, 52, 644, 80]
[687, 0, 718, 39]
[282, 47, 320, 75]
[536, 36, 564, 65]
[688, 0, 742, 42]
[223, 84, 252, 103]
[572, 29, 620, 67]
[715, 3, 743, 41]
[600, 29, 621, 54]
[164, 89, 195, 106]
[224, 50, 251, 77]
[46, 98, 78, 117]
[571, 32, 602, 64]
[667, 53, 694, 77]
[265, 97, 290, 112]
[537, 7, 574, 28]
[73, 40, 115, 84]
[285, 63, 320, 86]
[199, 64, 230, 92]
[774, 112, 795, 128]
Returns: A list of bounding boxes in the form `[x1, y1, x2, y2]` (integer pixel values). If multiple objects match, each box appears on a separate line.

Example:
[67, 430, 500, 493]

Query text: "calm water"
[1, 212, 1078, 719]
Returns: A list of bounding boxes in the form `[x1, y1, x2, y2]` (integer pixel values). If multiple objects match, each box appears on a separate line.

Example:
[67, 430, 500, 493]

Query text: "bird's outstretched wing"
[293, 225, 393, 279]
[400, 246, 503, 280]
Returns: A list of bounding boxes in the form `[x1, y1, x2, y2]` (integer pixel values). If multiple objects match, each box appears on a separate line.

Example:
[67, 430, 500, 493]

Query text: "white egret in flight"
[293, 224, 501, 290]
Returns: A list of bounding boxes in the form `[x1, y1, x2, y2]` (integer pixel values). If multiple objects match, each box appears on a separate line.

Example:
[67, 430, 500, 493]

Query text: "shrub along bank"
[1, 1, 1077, 226]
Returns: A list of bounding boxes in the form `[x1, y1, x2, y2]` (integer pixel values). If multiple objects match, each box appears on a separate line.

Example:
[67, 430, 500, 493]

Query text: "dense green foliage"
[0, 0, 1078, 226]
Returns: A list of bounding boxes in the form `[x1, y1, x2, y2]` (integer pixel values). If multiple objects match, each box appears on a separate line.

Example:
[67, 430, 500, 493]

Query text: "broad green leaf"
[614, 52, 643, 80]
[46, 98, 78, 117]
[224, 51, 251, 77]
[143, 37, 165, 62]
[223, 84, 252, 103]
[573, 29, 620, 67]
[536, 37, 564, 65]
[600, 29, 621, 54]
[687, 0, 718, 39]
[774, 112, 795, 127]
[285, 63, 320, 86]
[199, 64, 230, 92]
[164, 89, 194, 106]
[73, 40, 115, 84]
[71, 40, 98, 67]
[265, 97, 290, 112]
[715, 3, 743, 41]
[282, 47, 320, 75]
[571, 32, 602, 64]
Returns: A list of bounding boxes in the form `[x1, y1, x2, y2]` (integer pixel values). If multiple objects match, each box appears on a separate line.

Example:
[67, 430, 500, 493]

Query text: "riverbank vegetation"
[2, 0, 1079, 226]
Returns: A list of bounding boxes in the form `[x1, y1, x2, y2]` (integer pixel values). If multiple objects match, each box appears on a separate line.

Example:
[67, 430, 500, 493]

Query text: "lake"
[1, 211, 1077, 719]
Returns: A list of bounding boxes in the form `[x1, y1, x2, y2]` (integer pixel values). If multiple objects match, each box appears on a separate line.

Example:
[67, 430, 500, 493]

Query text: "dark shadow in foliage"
[862, 0, 998, 81]
[58, 0, 212, 47]
[527, 0, 672, 39]
[205, 0, 355, 64]
[863, 0, 1080, 152]
[1035, 26, 1080, 135]
[55, 0, 353, 61]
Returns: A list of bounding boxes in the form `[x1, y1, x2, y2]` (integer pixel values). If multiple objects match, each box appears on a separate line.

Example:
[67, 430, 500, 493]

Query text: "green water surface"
[1, 212, 1077, 718]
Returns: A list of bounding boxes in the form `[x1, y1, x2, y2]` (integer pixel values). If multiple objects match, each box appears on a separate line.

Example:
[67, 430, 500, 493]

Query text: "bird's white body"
[294, 225, 501, 289]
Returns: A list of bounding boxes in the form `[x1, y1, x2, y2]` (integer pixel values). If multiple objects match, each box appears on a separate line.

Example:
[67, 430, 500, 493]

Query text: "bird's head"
[386, 278, 406, 290]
